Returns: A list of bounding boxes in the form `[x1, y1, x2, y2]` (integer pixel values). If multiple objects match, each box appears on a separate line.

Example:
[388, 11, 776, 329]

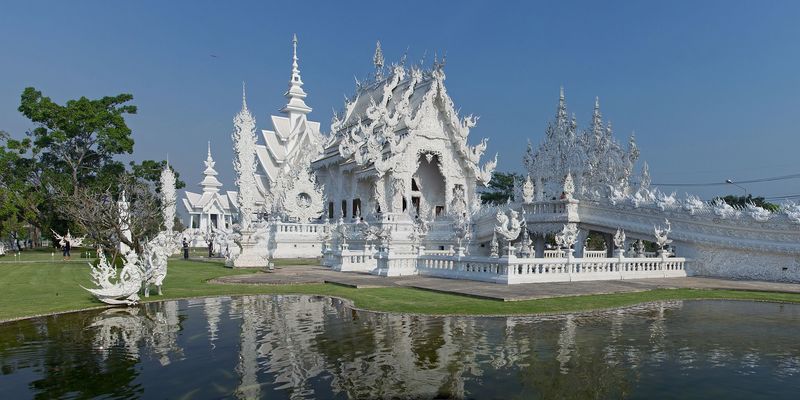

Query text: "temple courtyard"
[214, 264, 800, 302]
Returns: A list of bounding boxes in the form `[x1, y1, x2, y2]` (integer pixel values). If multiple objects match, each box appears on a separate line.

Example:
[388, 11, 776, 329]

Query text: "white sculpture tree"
[160, 162, 177, 233]
[232, 84, 259, 232]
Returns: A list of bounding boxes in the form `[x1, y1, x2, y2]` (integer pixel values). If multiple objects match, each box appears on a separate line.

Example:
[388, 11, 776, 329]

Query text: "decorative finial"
[282, 34, 311, 115]
[242, 81, 248, 109]
[207, 141, 211, 158]
[594, 96, 600, 111]
[373, 40, 384, 80]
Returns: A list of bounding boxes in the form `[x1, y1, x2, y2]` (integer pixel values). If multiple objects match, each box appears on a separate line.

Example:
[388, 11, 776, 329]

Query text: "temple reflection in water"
[1, 296, 799, 399]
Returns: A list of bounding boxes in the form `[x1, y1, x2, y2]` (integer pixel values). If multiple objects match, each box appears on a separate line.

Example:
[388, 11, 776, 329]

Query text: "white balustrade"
[543, 249, 566, 258]
[416, 254, 686, 284]
[583, 250, 607, 259]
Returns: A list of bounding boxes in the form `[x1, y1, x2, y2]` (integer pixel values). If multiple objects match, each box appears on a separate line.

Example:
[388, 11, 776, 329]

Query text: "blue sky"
[1, 0, 799, 201]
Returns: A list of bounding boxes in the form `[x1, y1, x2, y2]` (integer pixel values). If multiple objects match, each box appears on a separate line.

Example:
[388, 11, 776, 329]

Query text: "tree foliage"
[481, 172, 520, 205]
[17, 87, 137, 192]
[0, 88, 182, 248]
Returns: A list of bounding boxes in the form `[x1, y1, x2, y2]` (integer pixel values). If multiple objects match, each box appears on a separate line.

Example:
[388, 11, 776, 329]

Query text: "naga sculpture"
[83, 248, 143, 306]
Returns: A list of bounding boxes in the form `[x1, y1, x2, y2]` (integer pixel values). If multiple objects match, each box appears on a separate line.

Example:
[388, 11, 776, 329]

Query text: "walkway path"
[212, 265, 800, 302]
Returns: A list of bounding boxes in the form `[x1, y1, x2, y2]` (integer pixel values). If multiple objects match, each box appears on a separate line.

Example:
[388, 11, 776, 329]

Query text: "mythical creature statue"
[141, 231, 179, 297]
[745, 202, 772, 222]
[783, 201, 800, 224]
[555, 224, 579, 250]
[613, 228, 626, 250]
[517, 227, 533, 257]
[521, 175, 535, 204]
[654, 219, 672, 250]
[563, 172, 575, 200]
[334, 218, 349, 247]
[83, 249, 143, 306]
[358, 219, 380, 248]
[656, 191, 679, 211]
[494, 209, 522, 243]
[489, 232, 499, 258]
[711, 198, 741, 219]
[452, 213, 472, 250]
[683, 194, 707, 215]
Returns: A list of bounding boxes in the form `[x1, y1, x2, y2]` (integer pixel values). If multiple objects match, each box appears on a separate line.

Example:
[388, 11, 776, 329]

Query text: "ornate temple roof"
[254, 35, 324, 187]
[315, 46, 495, 185]
[524, 88, 642, 200]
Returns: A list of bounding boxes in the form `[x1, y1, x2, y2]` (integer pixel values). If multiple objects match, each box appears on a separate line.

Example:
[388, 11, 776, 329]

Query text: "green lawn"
[1, 258, 800, 322]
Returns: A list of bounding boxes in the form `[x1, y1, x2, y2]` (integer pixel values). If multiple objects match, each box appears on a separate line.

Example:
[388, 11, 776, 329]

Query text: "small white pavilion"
[182, 143, 238, 244]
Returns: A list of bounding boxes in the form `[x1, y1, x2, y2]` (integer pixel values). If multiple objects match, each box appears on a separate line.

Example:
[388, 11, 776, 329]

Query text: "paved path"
[213, 265, 800, 301]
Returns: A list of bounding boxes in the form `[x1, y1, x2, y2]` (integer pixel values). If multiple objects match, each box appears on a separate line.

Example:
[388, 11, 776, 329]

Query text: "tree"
[717, 194, 779, 212]
[2, 88, 181, 250]
[59, 174, 163, 255]
[130, 160, 186, 191]
[480, 172, 520, 205]
[17, 87, 137, 193]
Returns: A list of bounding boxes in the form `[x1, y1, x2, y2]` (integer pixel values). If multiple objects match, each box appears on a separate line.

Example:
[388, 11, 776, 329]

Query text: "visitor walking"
[62, 239, 71, 261]
[182, 238, 189, 259]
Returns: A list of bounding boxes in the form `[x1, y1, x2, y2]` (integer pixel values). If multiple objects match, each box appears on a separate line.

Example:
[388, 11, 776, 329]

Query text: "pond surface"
[1, 297, 799, 399]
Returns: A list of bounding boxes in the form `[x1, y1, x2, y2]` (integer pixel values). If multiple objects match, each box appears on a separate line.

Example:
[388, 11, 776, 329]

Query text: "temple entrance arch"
[412, 152, 446, 219]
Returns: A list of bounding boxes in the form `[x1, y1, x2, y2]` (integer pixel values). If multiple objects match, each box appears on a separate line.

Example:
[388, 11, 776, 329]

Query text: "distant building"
[181, 143, 237, 245]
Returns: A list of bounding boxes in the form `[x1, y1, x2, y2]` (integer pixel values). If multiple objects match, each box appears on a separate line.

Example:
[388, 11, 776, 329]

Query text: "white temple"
[182, 36, 800, 283]
[182, 142, 237, 245]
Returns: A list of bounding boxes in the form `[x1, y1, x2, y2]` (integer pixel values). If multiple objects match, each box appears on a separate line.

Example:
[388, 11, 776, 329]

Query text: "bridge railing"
[416, 254, 686, 284]
[583, 250, 607, 259]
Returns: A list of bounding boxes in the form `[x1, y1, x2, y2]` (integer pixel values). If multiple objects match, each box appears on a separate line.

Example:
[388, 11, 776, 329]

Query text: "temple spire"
[556, 86, 568, 124]
[242, 81, 248, 110]
[281, 34, 312, 117]
[200, 141, 222, 193]
[373, 40, 384, 80]
[591, 96, 603, 139]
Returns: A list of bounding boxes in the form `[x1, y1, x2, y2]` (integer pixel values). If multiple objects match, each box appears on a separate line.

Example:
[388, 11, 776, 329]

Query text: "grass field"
[2, 256, 800, 322]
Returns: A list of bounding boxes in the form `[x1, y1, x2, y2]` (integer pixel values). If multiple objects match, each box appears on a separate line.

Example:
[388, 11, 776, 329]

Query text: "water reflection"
[90, 302, 184, 366]
[1, 297, 799, 399]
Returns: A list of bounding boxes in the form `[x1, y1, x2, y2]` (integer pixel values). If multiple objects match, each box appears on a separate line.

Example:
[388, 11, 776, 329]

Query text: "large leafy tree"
[1, 88, 183, 248]
[480, 172, 520, 205]
[17, 87, 137, 193]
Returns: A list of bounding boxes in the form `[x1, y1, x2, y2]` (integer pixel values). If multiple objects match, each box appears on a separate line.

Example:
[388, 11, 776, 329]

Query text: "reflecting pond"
[1, 296, 799, 399]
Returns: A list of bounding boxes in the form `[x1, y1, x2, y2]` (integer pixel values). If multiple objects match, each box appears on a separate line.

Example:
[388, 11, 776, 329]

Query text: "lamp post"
[725, 179, 748, 197]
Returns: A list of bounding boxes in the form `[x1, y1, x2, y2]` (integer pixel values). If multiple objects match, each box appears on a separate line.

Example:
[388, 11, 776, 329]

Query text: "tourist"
[62, 239, 71, 261]
[182, 238, 189, 259]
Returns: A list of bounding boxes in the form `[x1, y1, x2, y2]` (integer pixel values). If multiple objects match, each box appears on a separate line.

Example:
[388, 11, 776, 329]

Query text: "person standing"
[63, 239, 71, 261]
[182, 238, 189, 260]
